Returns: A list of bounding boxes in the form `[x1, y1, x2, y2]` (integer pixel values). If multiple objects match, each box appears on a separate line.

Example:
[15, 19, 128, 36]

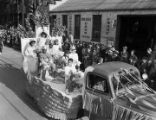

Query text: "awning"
[50, 0, 156, 12]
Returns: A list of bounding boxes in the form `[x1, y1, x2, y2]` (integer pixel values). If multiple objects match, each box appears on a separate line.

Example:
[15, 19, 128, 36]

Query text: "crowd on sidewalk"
[22, 28, 156, 91]
[1, 25, 156, 90]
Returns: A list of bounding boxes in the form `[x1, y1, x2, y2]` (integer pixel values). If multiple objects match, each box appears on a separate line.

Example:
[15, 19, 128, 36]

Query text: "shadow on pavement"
[0, 58, 48, 119]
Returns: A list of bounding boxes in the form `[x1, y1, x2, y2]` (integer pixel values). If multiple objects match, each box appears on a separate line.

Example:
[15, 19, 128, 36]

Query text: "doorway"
[117, 15, 156, 57]
[62, 15, 68, 28]
[92, 15, 102, 42]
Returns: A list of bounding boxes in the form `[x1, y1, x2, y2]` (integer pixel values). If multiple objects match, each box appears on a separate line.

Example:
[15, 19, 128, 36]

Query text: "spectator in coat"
[0, 36, 4, 54]
[129, 50, 138, 66]
[120, 46, 129, 63]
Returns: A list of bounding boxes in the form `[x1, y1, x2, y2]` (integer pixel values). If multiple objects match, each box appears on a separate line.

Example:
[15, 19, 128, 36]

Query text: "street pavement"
[0, 46, 49, 120]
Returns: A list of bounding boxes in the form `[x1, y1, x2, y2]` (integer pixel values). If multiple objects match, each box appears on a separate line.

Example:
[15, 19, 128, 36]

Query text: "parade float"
[21, 29, 84, 119]
[20, 1, 83, 120]
[22, 39, 83, 120]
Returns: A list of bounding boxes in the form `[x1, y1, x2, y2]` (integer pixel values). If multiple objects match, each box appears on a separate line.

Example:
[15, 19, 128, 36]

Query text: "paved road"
[0, 47, 49, 120]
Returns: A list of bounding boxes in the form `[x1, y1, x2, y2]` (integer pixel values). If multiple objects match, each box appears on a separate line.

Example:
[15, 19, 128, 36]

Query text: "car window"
[111, 76, 123, 91]
[87, 73, 110, 94]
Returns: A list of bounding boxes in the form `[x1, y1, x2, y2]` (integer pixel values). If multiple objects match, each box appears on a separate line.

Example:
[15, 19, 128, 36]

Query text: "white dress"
[46, 47, 53, 56]
[24, 45, 36, 58]
[51, 45, 60, 56]
[51, 36, 57, 44]
[56, 36, 63, 48]
[65, 65, 76, 77]
[37, 37, 47, 49]
[23, 45, 37, 74]
[68, 53, 79, 65]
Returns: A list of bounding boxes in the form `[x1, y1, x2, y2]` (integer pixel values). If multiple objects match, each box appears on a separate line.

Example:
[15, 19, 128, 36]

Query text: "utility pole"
[17, 0, 19, 26]
[22, 0, 25, 26]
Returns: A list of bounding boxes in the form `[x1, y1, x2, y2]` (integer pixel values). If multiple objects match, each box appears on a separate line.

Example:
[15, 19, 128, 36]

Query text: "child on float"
[73, 65, 84, 90]
[36, 32, 49, 50]
[39, 48, 56, 81]
[65, 58, 84, 94]
[46, 41, 54, 56]
[56, 31, 63, 49]
[51, 39, 63, 57]
[68, 45, 80, 67]
[40, 55, 57, 80]
[65, 58, 76, 93]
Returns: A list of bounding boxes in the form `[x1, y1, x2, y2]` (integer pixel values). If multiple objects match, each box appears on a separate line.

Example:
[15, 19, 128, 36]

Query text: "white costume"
[46, 47, 53, 56]
[68, 52, 79, 65]
[24, 45, 36, 58]
[56, 35, 63, 48]
[23, 44, 37, 74]
[51, 45, 60, 55]
[52, 45, 60, 52]
[65, 65, 76, 76]
[69, 34, 74, 44]
[51, 36, 57, 44]
[37, 37, 47, 49]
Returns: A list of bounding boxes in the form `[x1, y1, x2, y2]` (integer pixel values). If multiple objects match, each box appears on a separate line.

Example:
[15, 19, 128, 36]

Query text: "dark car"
[83, 62, 156, 120]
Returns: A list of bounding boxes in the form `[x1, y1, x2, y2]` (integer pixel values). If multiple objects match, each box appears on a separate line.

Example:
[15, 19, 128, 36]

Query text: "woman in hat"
[24, 40, 37, 58]
[23, 39, 38, 74]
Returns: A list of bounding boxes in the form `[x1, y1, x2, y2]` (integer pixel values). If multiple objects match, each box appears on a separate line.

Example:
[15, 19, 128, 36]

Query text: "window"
[62, 15, 68, 28]
[87, 73, 110, 94]
[111, 76, 123, 92]
[74, 15, 81, 39]
[92, 15, 102, 42]
[49, 15, 56, 35]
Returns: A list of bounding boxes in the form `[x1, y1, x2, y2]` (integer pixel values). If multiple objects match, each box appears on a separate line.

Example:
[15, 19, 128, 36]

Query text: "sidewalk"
[0, 47, 48, 120]
[0, 47, 23, 69]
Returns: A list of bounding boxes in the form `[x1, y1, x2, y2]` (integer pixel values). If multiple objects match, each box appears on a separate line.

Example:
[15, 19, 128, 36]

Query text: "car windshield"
[120, 73, 139, 86]
[112, 69, 154, 95]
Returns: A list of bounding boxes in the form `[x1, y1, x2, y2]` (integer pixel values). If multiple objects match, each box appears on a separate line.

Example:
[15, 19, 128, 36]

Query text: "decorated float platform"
[26, 75, 83, 120]
[21, 37, 83, 120]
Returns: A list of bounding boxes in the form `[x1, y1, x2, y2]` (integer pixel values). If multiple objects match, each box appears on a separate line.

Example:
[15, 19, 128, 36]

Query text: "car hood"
[116, 87, 156, 117]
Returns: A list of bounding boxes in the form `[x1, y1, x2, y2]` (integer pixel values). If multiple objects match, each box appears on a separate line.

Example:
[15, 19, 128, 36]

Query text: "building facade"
[49, 0, 156, 55]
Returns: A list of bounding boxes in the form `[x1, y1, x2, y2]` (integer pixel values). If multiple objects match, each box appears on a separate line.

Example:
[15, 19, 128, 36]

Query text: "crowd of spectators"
[1, 25, 156, 90]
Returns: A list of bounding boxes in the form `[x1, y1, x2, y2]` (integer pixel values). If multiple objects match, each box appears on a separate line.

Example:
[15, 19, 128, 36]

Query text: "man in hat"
[145, 48, 152, 60]
[129, 50, 138, 66]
